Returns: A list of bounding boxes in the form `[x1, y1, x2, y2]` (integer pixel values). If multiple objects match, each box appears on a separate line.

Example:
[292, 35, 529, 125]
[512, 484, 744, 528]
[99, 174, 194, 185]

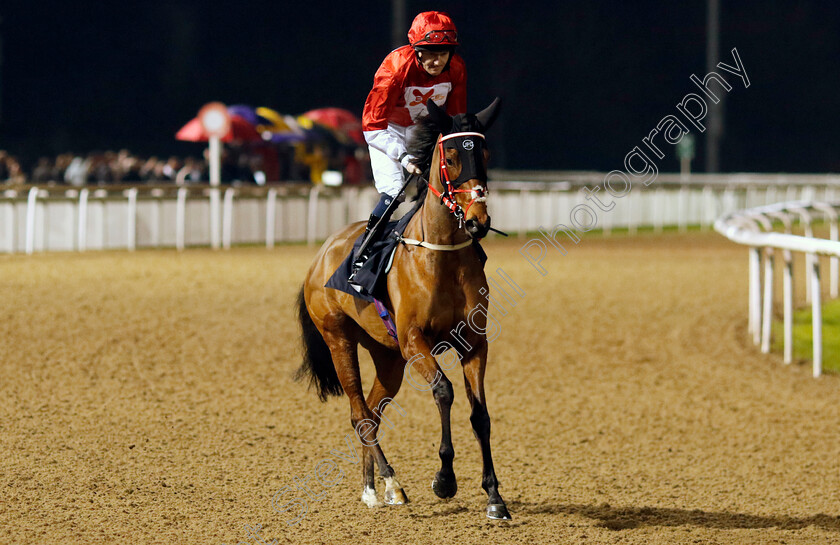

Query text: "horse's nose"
[465, 217, 491, 239]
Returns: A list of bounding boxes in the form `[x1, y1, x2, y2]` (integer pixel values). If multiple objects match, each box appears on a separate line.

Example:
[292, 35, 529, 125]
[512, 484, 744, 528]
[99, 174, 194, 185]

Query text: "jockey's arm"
[362, 59, 407, 162]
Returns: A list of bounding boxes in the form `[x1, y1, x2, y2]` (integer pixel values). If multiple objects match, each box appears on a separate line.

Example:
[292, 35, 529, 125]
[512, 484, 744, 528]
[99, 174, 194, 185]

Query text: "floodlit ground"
[2, 232, 840, 545]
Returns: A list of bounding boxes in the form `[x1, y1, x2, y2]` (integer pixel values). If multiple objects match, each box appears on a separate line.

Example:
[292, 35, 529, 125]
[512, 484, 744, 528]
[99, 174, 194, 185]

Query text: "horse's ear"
[475, 97, 502, 132]
[426, 99, 453, 134]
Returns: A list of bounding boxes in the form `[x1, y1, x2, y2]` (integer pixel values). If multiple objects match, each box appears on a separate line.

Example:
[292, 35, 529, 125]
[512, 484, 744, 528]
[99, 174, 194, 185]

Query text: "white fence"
[715, 200, 840, 377]
[3, 172, 840, 255]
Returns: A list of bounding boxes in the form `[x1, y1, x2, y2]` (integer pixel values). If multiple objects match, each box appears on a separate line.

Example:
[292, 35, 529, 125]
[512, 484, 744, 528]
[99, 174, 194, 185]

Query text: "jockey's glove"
[400, 153, 422, 176]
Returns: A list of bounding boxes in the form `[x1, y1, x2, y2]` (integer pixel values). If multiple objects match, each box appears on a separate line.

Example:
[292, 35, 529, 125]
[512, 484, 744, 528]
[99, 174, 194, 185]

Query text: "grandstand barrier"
[715, 200, 840, 377]
[2, 172, 839, 256]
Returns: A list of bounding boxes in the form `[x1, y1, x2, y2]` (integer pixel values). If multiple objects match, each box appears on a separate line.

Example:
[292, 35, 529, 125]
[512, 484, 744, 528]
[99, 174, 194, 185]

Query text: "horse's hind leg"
[321, 313, 405, 508]
[363, 343, 407, 506]
[360, 447, 380, 508]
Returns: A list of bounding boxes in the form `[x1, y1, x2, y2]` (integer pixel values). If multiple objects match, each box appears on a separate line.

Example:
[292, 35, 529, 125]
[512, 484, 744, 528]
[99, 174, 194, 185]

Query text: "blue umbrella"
[228, 104, 259, 127]
[263, 131, 307, 144]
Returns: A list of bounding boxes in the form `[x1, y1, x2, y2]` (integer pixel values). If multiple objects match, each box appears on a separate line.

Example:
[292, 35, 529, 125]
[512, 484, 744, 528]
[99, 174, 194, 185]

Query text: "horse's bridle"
[427, 131, 488, 225]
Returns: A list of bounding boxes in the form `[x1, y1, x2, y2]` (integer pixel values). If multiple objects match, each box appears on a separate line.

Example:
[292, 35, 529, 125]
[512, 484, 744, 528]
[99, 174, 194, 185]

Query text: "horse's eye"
[446, 158, 453, 166]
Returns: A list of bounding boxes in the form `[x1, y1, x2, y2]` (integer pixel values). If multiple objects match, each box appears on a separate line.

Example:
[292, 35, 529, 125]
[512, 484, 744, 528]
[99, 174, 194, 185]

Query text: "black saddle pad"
[325, 206, 487, 302]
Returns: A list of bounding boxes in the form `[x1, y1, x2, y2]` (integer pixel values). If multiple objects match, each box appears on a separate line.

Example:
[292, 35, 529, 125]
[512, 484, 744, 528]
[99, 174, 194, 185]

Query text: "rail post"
[518, 188, 528, 239]
[790, 207, 814, 302]
[763, 184, 775, 207]
[767, 210, 794, 364]
[126, 187, 138, 251]
[266, 188, 277, 248]
[783, 253, 794, 364]
[749, 246, 762, 346]
[149, 189, 163, 247]
[78, 188, 89, 252]
[209, 187, 221, 249]
[761, 248, 774, 354]
[701, 185, 713, 231]
[628, 190, 637, 235]
[831, 214, 839, 299]
[222, 187, 235, 249]
[307, 185, 321, 247]
[176, 187, 187, 251]
[678, 185, 688, 233]
[750, 213, 776, 354]
[1, 191, 15, 253]
[25, 186, 39, 254]
[653, 187, 664, 234]
[810, 254, 822, 377]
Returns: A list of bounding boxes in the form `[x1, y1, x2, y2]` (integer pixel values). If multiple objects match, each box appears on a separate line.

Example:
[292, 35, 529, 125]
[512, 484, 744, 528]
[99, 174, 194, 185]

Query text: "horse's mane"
[407, 115, 440, 173]
[406, 115, 441, 202]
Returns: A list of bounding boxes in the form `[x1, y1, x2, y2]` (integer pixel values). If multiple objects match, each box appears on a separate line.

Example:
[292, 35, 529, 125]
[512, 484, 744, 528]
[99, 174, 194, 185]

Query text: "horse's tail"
[295, 286, 344, 401]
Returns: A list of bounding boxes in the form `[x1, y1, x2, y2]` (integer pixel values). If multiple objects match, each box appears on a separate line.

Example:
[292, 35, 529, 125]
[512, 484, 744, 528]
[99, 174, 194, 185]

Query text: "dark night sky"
[2, 1, 839, 173]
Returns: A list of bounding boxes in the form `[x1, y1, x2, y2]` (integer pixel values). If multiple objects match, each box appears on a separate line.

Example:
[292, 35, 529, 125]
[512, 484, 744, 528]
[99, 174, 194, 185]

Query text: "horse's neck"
[406, 184, 470, 247]
[418, 140, 452, 244]
[402, 137, 469, 264]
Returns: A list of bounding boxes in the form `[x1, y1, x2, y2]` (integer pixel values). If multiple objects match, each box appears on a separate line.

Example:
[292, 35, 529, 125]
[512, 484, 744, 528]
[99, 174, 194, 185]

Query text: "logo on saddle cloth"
[404, 84, 451, 121]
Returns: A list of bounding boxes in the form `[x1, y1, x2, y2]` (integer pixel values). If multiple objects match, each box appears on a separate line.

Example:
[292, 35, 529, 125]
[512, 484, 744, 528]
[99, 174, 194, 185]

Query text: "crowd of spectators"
[0, 144, 371, 187]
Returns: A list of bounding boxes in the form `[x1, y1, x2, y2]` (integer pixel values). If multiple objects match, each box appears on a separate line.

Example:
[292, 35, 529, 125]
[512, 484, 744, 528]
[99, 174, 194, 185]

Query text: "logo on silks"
[462, 139, 474, 150]
[410, 89, 435, 107]
[404, 84, 452, 121]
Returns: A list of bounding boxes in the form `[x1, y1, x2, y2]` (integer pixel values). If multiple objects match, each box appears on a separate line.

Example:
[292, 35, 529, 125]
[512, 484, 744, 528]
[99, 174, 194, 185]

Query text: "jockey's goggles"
[413, 30, 458, 46]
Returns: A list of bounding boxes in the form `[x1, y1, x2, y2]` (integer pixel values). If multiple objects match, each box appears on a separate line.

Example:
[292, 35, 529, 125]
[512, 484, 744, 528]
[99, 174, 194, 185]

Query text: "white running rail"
[715, 201, 840, 377]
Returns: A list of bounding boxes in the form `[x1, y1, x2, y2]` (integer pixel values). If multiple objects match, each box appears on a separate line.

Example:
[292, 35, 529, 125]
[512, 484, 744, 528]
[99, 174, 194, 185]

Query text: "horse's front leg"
[462, 343, 511, 520]
[403, 326, 458, 499]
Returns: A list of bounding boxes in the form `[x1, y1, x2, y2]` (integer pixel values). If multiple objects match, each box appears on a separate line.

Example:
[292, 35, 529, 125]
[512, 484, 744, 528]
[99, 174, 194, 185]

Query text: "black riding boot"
[349, 213, 383, 283]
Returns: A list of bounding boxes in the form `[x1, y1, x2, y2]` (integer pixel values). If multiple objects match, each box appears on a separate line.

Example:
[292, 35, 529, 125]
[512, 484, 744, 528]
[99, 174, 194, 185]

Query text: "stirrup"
[348, 256, 367, 284]
[348, 264, 364, 293]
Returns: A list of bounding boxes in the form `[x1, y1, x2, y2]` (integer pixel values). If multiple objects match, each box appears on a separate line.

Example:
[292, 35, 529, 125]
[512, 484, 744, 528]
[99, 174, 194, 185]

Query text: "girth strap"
[398, 236, 473, 251]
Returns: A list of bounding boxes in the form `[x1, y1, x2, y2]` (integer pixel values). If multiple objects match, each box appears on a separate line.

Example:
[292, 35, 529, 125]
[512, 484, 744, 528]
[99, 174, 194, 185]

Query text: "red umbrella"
[301, 108, 364, 145]
[176, 114, 262, 142]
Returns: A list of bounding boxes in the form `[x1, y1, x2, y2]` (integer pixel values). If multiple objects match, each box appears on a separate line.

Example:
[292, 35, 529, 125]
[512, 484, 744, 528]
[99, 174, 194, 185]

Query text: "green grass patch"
[508, 223, 711, 240]
[772, 298, 840, 373]
[581, 223, 708, 236]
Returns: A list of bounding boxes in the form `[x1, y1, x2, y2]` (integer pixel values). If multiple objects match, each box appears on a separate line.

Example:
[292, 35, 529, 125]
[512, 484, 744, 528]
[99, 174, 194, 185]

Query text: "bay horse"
[296, 98, 510, 520]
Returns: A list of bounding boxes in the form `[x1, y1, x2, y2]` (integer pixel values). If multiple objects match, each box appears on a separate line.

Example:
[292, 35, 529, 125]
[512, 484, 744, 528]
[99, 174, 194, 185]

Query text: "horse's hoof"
[431, 472, 458, 498]
[384, 487, 409, 505]
[361, 487, 384, 508]
[486, 503, 512, 520]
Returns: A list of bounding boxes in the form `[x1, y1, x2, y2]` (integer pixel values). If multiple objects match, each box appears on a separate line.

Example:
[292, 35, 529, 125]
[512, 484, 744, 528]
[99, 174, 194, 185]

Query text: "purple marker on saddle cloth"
[373, 298, 399, 343]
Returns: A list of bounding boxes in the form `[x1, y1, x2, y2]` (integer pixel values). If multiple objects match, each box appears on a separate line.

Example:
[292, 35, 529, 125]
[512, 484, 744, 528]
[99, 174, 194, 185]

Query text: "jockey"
[350, 10, 467, 280]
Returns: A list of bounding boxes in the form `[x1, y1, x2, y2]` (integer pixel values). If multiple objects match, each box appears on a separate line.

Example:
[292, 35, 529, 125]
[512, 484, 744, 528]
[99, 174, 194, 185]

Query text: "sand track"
[2, 233, 839, 544]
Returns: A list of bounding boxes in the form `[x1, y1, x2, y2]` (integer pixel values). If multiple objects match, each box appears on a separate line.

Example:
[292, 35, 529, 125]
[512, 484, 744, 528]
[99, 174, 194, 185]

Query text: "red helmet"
[408, 11, 459, 48]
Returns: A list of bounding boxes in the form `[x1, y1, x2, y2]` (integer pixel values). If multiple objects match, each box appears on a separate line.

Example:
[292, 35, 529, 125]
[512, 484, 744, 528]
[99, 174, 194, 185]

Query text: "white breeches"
[368, 123, 418, 198]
